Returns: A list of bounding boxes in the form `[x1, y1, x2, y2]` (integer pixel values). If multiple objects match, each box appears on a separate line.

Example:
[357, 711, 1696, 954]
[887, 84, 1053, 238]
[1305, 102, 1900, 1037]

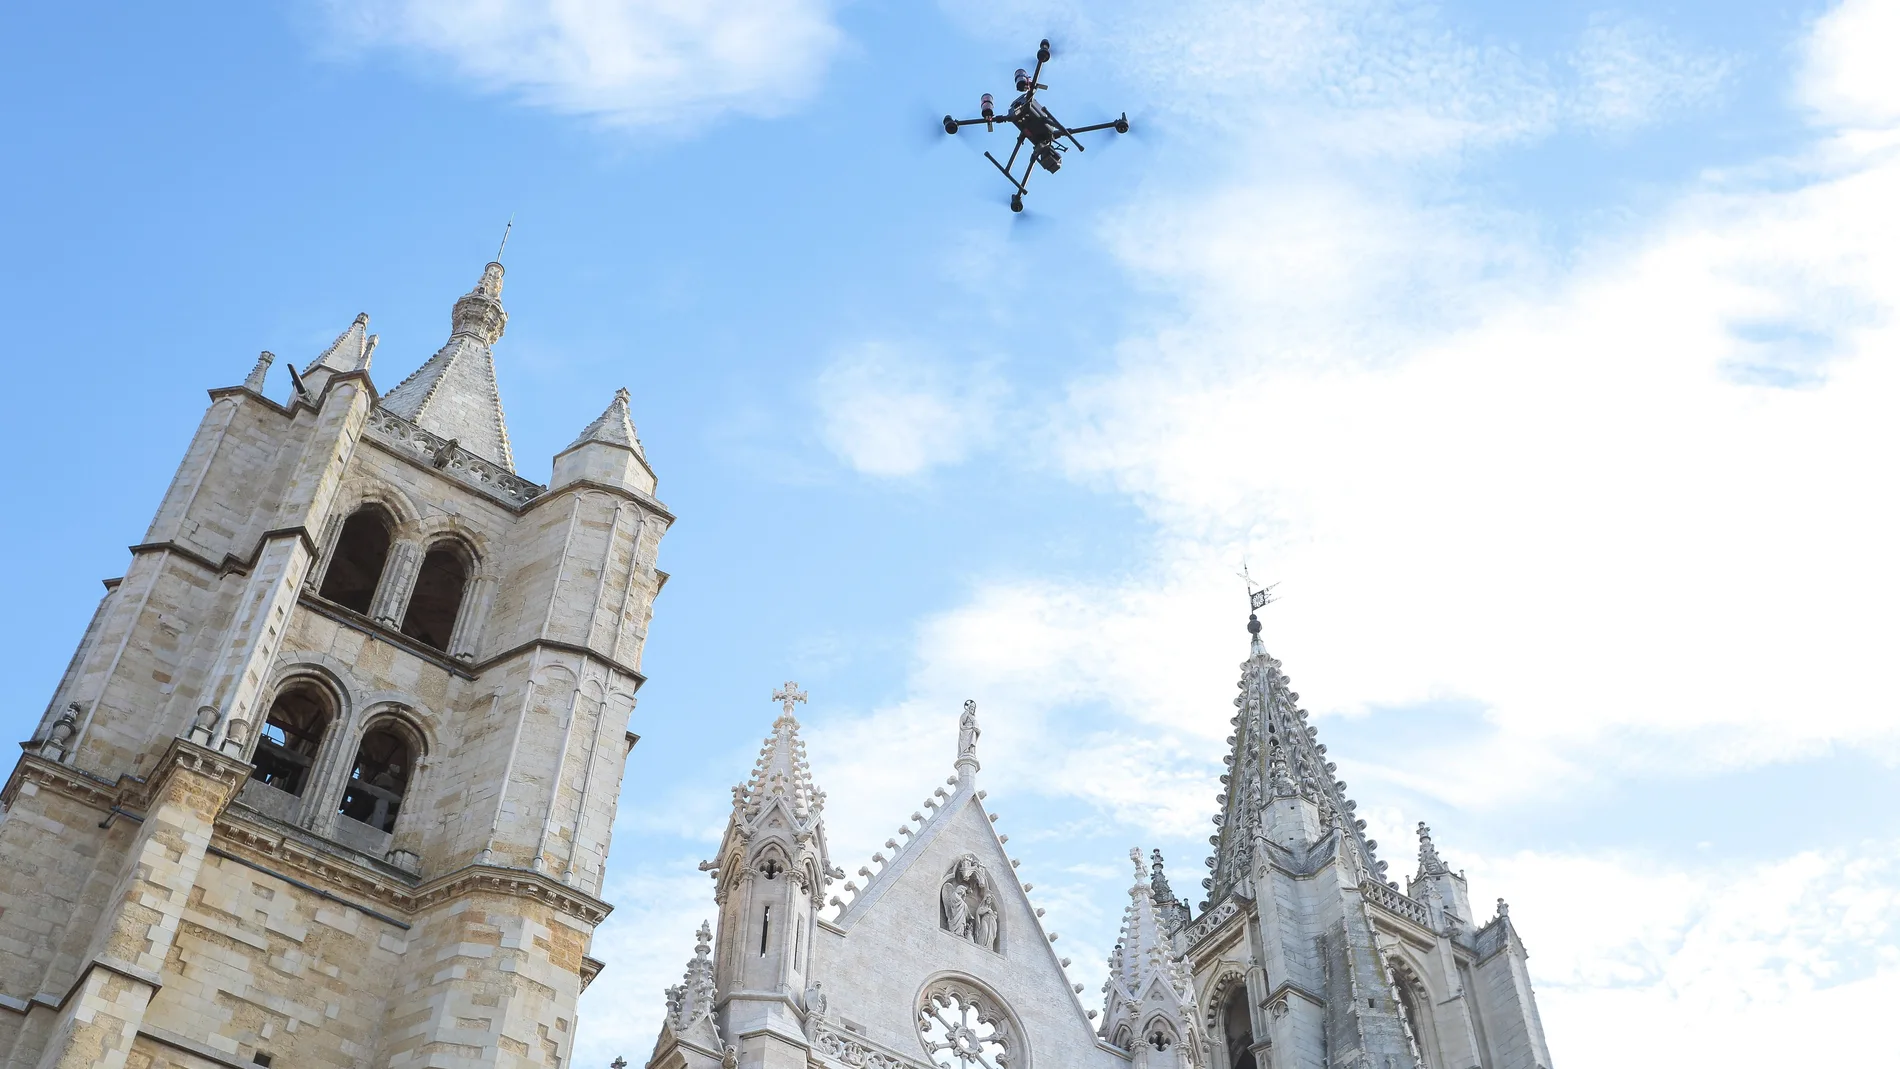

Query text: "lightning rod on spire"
[495, 215, 514, 262]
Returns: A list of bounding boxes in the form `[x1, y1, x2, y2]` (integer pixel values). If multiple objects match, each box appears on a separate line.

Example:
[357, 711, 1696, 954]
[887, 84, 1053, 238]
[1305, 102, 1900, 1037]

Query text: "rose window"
[917, 980, 1019, 1069]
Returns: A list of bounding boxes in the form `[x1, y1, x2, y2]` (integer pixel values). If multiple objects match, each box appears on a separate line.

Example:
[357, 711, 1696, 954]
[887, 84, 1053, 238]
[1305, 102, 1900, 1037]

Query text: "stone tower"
[644, 615, 1552, 1069]
[0, 262, 672, 1069]
[1184, 613, 1552, 1069]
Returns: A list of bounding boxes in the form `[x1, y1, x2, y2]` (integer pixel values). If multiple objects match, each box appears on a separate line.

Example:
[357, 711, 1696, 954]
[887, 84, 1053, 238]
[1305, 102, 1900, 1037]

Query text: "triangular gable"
[812, 775, 1125, 1067]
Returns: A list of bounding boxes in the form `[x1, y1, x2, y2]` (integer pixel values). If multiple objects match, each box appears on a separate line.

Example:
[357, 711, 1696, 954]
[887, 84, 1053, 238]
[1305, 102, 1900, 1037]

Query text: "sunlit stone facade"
[647, 617, 1552, 1069]
[0, 263, 669, 1069]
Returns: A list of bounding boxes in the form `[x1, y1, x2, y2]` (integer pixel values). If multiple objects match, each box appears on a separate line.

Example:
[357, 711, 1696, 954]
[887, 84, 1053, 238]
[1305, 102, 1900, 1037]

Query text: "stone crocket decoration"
[940, 853, 1002, 952]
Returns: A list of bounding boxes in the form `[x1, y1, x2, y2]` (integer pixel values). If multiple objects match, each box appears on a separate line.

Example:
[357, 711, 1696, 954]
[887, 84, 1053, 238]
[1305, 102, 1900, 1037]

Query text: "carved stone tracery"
[917, 979, 1021, 1069]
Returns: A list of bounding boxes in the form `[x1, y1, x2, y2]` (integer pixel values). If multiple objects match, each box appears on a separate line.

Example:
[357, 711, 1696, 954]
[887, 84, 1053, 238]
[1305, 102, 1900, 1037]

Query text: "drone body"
[943, 39, 1129, 211]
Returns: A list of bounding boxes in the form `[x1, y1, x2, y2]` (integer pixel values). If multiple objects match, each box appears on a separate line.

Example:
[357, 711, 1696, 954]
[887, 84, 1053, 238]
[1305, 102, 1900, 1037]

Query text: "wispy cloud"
[814, 344, 1006, 478]
[785, 2, 1900, 1063]
[315, 0, 843, 127]
[1570, 13, 1732, 132]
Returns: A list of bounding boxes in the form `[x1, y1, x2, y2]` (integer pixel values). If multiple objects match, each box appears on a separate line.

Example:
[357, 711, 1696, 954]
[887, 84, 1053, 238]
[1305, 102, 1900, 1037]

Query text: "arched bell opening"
[318, 507, 394, 614]
[249, 682, 334, 797]
[399, 540, 471, 651]
[337, 721, 418, 833]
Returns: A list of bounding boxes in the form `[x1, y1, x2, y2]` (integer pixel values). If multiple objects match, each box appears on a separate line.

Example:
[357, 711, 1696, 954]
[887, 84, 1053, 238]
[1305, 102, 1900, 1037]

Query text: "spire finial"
[614, 386, 631, 405]
[244, 351, 275, 392]
[496, 215, 514, 262]
[773, 681, 808, 718]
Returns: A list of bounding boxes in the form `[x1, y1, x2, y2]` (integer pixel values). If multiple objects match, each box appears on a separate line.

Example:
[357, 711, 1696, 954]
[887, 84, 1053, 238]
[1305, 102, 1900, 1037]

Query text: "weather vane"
[1239, 562, 1278, 612]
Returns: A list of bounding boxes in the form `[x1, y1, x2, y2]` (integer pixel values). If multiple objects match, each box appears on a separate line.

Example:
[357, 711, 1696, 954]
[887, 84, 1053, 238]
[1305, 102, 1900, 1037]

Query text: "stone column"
[371, 541, 421, 628]
[29, 741, 247, 1069]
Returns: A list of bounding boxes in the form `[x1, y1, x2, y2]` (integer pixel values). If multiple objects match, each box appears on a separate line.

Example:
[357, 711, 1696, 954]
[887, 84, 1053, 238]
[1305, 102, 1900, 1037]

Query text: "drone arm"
[1064, 119, 1123, 135]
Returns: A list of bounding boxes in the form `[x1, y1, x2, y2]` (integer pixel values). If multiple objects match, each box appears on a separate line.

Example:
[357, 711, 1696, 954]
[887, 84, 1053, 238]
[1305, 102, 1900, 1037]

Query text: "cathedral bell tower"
[0, 261, 672, 1069]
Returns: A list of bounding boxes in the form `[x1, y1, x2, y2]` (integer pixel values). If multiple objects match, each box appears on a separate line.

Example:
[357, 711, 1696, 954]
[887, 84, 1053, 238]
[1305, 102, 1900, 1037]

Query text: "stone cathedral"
[0, 263, 668, 1068]
[0, 263, 1553, 1069]
[646, 614, 1553, 1069]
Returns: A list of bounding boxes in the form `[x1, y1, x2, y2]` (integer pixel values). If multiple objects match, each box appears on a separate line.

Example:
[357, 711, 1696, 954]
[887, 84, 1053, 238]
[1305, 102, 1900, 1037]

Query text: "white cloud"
[317, 0, 843, 126]
[1570, 13, 1732, 131]
[573, 858, 716, 1067]
[1799, 0, 1900, 129]
[1487, 843, 1900, 1065]
[814, 344, 1005, 478]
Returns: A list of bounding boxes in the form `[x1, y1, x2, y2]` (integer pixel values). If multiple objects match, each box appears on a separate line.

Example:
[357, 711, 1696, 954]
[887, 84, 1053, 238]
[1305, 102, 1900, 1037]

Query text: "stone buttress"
[0, 261, 671, 1069]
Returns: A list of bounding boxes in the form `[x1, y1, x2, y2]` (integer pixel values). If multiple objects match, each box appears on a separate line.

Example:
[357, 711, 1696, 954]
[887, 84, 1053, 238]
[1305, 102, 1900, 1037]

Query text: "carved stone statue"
[940, 853, 1000, 952]
[958, 699, 980, 759]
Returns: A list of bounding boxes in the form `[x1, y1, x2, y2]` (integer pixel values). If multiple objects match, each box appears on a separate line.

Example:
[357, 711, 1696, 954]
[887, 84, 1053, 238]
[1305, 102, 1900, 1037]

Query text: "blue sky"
[3, 2, 1897, 1066]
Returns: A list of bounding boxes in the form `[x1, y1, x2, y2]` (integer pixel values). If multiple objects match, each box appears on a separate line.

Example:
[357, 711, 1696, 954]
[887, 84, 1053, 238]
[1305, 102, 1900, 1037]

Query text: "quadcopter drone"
[942, 38, 1129, 212]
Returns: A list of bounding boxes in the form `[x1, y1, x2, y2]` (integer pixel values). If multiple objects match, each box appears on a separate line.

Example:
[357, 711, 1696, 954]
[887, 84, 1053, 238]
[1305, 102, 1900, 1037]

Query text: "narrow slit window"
[760, 906, 771, 956]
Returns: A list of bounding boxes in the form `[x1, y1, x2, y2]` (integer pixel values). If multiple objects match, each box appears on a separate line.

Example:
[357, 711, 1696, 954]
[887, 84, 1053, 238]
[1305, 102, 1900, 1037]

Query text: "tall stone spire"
[380, 262, 517, 470]
[1203, 612, 1388, 909]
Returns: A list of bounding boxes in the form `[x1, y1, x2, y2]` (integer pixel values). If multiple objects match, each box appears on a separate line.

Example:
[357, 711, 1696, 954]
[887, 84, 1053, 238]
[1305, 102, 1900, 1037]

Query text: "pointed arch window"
[338, 724, 415, 833]
[319, 507, 394, 614]
[250, 683, 331, 797]
[399, 541, 470, 651]
[1392, 964, 1431, 1068]
[1222, 987, 1256, 1069]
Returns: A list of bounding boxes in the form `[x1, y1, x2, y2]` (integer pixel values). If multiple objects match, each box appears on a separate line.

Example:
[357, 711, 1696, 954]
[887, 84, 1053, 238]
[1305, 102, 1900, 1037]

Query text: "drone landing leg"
[984, 151, 1027, 194]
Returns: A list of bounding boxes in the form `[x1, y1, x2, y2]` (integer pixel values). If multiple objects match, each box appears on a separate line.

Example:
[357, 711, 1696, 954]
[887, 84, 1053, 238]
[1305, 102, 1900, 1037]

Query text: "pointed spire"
[1417, 822, 1449, 877]
[1102, 846, 1200, 1051]
[304, 313, 377, 375]
[380, 263, 516, 470]
[244, 351, 274, 393]
[1205, 608, 1388, 909]
[567, 386, 646, 455]
[740, 683, 818, 820]
[663, 919, 723, 1047]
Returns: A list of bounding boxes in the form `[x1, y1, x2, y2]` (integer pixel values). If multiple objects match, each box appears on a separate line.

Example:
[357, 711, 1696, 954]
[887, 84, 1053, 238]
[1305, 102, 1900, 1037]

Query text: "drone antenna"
[495, 214, 514, 263]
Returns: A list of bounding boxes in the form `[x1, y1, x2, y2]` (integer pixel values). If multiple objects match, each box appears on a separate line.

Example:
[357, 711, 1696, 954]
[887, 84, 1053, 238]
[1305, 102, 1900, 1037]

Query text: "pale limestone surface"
[0, 263, 667, 1069]
[647, 641, 1554, 1069]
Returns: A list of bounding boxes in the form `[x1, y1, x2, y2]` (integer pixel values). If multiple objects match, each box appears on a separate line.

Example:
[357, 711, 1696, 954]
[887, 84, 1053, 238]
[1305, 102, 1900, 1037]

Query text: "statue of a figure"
[942, 866, 973, 937]
[958, 699, 980, 759]
[941, 853, 1000, 951]
[972, 897, 999, 951]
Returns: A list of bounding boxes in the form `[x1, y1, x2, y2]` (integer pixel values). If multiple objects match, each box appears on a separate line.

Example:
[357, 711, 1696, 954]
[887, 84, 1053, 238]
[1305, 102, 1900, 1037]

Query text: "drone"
[943, 38, 1129, 212]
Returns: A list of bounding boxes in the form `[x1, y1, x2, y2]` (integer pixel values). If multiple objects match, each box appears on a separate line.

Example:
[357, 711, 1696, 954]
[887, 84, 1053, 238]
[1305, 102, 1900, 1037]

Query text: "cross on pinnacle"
[773, 681, 808, 717]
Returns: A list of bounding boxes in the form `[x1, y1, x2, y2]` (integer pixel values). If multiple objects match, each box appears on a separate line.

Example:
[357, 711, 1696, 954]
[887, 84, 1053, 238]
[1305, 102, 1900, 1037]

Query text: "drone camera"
[1035, 145, 1063, 173]
[1038, 40, 1052, 63]
[981, 93, 994, 119]
[1015, 68, 1032, 92]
